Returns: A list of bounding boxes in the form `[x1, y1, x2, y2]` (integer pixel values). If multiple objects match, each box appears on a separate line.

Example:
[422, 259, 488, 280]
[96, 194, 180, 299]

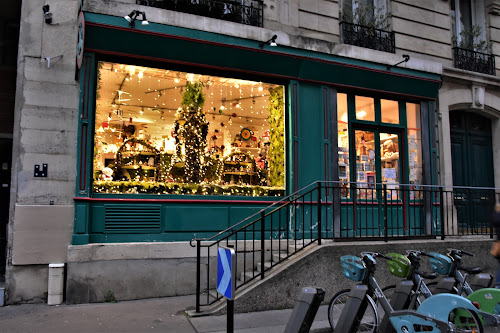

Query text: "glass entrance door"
[353, 128, 402, 236]
[380, 132, 400, 200]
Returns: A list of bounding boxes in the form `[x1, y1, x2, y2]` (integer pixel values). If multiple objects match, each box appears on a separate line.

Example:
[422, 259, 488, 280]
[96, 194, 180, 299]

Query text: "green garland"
[93, 181, 284, 197]
[267, 87, 285, 187]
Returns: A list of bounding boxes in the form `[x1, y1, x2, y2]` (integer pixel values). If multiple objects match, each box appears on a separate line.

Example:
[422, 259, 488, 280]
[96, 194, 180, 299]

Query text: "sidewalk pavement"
[0, 295, 332, 333]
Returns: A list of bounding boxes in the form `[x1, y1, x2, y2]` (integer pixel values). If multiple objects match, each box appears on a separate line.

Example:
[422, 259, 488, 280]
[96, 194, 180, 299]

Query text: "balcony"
[340, 21, 395, 53]
[136, 0, 264, 27]
[453, 47, 496, 76]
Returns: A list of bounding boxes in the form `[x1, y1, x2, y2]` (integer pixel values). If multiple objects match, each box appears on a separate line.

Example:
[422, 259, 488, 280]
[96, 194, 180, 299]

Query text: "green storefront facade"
[72, 12, 441, 245]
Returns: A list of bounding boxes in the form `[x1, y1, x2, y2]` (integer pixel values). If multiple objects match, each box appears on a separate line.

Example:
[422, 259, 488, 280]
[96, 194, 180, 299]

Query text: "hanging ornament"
[220, 122, 225, 127]
[232, 113, 237, 118]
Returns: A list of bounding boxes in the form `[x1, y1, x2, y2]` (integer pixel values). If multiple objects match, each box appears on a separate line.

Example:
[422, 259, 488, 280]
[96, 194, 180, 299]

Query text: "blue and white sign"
[217, 246, 236, 300]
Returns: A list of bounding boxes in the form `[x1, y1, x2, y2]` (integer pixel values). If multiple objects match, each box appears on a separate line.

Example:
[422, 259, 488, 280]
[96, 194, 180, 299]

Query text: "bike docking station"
[284, 286, 325, 333]
[217, 246, 236, 333]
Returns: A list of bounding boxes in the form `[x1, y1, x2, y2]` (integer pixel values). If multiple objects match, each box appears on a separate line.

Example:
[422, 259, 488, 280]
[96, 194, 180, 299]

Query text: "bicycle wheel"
[328, 289, 378, 332]
[450, 308, 483, 333]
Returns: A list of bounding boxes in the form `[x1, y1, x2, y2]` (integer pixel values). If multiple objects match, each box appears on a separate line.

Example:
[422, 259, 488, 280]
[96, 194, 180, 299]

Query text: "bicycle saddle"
[458, 265, 482, 274]
[414, 270, 437, 279]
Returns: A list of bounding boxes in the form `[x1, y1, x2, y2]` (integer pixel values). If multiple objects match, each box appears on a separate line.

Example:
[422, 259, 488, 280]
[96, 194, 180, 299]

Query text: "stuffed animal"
[101, 167, 114, 181]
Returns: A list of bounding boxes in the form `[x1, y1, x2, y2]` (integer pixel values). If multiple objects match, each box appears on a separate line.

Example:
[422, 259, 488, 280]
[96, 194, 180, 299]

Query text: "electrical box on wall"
[34, 164, 48, 177]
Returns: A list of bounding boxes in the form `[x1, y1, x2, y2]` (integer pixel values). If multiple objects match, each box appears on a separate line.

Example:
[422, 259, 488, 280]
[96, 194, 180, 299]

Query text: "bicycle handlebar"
[360, 252, 392, 260]
[448, 248, 474, 257]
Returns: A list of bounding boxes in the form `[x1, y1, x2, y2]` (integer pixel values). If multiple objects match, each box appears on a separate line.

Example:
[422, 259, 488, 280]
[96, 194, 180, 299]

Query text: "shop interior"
[93, 61, 285, 195]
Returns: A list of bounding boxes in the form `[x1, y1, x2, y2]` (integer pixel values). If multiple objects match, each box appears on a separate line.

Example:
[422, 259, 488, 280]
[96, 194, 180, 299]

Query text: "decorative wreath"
[240, 128, 253, 141]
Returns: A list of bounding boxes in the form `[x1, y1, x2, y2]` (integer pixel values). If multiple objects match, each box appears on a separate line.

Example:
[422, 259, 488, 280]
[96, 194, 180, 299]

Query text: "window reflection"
[355, 96, 375, 121]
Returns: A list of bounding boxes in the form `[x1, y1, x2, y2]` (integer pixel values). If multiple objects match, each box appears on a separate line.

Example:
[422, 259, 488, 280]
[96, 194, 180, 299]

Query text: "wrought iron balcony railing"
[453, 47, 496, 76]
[340, 21, 395, 53]
[136, 0, 264, 27]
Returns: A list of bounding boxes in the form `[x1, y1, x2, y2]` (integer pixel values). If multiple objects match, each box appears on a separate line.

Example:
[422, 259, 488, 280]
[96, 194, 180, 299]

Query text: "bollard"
[284, 286, 325, 333]
[48, 263, 65, 305]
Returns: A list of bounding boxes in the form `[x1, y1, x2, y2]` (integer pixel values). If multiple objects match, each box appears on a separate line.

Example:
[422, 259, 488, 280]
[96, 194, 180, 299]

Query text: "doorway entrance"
[351, 127, 405, 236]
[450, 111, 494, 232]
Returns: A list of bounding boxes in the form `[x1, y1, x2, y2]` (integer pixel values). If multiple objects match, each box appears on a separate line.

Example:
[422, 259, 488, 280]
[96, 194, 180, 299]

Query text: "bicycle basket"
[341, 255, 366, 282]
[428, 252, 452, 275]
[386, 253, 411, 278]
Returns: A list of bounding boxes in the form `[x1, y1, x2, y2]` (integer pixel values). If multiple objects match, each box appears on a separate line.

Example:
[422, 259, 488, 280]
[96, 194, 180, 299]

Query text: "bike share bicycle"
[428, 249, 500, 319]
[379, 250, 494, 332]
[328, 251, 492, 332]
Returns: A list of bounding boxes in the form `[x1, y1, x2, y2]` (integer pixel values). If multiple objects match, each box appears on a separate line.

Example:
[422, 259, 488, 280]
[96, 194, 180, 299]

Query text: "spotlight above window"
[259, 35, 278, 49]
[124, 10, 149, 28]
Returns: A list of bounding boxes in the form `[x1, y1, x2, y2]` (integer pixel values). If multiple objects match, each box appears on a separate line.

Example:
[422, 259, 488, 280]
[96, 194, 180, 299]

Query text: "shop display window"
[93, 61, 285, 196]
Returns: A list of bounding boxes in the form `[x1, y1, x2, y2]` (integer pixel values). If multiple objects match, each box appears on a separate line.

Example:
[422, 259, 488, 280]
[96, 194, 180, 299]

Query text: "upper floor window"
[450, 0, 495, 75]
[451, 0, 487, 49]
[340, 0, 394, 53]
[341, 0, 390, 30]
[135, 0, 264, 27]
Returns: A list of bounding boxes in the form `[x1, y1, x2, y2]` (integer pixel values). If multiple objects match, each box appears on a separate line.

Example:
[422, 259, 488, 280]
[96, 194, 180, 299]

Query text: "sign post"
[217, 246, 236, 333]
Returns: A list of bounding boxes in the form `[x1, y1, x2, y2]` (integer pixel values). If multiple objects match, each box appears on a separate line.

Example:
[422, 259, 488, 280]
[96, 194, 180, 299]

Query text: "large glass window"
[337, 93, 423, 200]
[337, 93, 350, 197]
[407, 103, 422, 198]
[93, 61, 285, 196]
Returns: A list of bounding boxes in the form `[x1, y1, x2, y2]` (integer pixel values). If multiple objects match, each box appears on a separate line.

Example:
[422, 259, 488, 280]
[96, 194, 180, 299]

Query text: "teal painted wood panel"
[296, 83, 324, 189]
[164, 206, 229, 232]
[229, 207, 262, 227]
[91, 204, 105, 233]
[74, 202, 89, 234]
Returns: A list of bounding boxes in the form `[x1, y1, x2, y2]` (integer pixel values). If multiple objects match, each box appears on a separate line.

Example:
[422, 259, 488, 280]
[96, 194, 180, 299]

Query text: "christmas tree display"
[174, 81, 209, 183]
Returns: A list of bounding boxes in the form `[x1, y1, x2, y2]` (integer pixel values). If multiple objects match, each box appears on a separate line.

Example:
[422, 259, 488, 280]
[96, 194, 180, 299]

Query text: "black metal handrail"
[136, 0, 264, 27]
[453, 46, 496, 75]
[340, 21, 395, 53]
[191, 181, 500, 312]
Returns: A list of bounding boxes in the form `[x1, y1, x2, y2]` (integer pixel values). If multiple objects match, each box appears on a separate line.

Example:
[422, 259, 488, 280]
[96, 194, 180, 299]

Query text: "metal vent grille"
[104, 205, 161, 233]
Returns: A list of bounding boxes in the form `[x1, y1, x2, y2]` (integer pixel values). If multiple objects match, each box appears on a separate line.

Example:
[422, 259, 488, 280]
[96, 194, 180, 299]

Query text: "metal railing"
[136, 0, 264, 27]
[453, 47, 496, 76]
[190, 181, 499, 312]
[340, 21, 395, 53]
